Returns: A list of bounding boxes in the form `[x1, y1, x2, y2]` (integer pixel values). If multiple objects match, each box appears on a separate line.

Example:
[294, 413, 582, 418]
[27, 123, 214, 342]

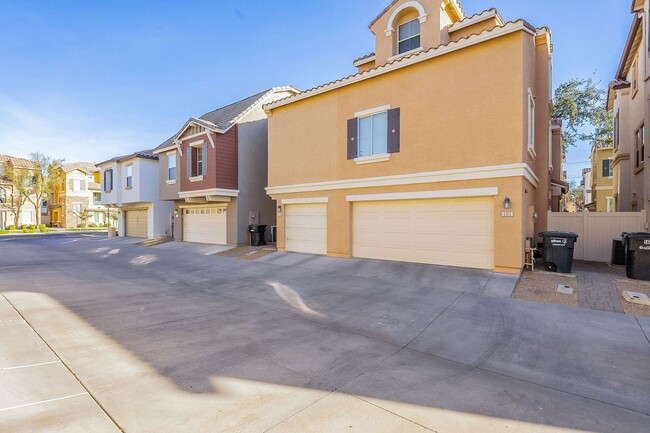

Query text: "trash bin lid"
[539, 231, 579, 239]
[624, 232, 650, 240]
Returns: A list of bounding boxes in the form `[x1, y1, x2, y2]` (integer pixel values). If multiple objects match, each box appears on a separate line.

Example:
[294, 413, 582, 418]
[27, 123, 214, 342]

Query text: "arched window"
[398, 18, 421, 54]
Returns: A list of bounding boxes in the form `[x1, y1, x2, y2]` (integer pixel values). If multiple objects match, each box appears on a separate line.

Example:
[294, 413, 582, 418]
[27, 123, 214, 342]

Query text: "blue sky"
[0, 0, 634, 180]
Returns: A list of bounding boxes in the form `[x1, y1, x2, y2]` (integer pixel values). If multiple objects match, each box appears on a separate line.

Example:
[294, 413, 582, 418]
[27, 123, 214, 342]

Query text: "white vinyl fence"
[547, 211, 648, 262]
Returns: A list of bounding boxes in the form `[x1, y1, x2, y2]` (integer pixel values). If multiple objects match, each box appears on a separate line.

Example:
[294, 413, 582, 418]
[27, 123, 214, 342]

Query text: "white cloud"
[0, 94, 161, 163]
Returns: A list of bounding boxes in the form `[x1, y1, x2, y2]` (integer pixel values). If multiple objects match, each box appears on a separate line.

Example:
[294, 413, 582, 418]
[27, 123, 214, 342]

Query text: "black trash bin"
[539, 231, 579, 273]
[611, 236, 626, 267]
[249, 224, 267, 247]
[623, 232, 650, 281]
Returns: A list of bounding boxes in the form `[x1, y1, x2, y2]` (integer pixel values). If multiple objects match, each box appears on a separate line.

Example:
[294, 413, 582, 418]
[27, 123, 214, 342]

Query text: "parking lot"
[1, 235, 649, 432]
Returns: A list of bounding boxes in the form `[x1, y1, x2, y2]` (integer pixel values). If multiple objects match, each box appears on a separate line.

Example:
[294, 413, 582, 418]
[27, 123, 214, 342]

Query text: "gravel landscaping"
[512, 269, 578, 308]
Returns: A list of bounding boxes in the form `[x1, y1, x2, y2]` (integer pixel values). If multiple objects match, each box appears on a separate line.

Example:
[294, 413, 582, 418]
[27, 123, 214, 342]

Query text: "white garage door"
[352, 198, 494, 270]
[125, 210, 148, 238]
[285, 204, 327, 255]
[183, 207, 227, 245]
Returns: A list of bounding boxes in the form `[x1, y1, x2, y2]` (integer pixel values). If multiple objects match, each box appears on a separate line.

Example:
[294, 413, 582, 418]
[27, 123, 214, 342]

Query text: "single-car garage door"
[183, 207, 227, 245]
[125, 209, 148, 238]
[352, 198, 494, 270]
[285, 203, 327, 255]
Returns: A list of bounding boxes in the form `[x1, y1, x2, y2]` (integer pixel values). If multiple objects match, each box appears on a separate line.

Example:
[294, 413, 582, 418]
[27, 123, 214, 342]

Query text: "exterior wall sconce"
[503, 197, 512, 209]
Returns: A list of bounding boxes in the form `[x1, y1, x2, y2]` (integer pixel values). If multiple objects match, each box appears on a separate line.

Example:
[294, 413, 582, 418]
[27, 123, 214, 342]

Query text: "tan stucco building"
[585, 144, 614, 212]
[264, 0, 564, 275]
[608, 0, 650, 226]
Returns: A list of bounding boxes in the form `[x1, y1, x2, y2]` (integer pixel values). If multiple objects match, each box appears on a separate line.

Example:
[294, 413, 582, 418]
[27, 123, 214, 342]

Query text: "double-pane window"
[635, 125, 645, 169]
[358, 112, 388, 157]
[126, 165, 133, 188]
[168, 154, 176, 180]
[398, 19, 420, 54]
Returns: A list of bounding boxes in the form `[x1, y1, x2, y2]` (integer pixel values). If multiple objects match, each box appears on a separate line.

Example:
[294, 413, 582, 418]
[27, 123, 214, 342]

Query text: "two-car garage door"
[352, 198, 494, 270]
[284, 198, 494, 270]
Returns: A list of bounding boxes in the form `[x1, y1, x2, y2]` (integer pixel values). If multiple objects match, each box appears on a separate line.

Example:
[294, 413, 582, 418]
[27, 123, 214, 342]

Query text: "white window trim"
[527, 88, 536, 159]
[125, 164, 133, 189]
[166, 180, 177, 185]
[388, 46, 423, 62]
[189, 140, 204, 148]
[354, 153, 391, 165]
[354, 105, 391, 118]
[385, 1, 428, 36]
[358, 111, 389, 158]
[167, 153, 177, 181]
[397, 18, 421, 55]
[189, 175, 204, 182]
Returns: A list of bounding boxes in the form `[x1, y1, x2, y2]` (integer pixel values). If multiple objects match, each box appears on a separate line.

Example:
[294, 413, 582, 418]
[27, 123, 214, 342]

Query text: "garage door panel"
[285, 204, 327, 255]
[353, 198, 494, 270]
[125, 210, 148, 238]
[183, 207, 227, 245]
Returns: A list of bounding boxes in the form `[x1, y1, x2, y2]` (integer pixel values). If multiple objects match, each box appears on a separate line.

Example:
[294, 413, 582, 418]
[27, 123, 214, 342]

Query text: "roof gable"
[369, 0, 465, 29]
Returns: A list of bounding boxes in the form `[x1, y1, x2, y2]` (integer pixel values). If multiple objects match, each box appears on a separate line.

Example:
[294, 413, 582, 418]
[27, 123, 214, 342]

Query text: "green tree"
[4, 167, 34, 227]
[72, 207, 92, 228]
[567, 179, 585, 211]
[553, 76, 613, 150]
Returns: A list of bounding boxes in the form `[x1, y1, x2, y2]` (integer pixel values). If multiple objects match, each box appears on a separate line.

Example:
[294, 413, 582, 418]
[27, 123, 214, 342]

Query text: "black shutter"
[103, 171, 107, 192]
[387, 108, 401, 154]
[347, 118, 358, 160]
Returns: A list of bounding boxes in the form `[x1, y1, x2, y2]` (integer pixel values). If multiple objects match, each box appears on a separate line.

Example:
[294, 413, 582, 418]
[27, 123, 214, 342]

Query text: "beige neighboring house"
[0, 154, 40, 229]
[264, 0, 564, 275]
[585, 144, 614, 212]
[608, 0, 650, 225]
[49, 162, 108, 228]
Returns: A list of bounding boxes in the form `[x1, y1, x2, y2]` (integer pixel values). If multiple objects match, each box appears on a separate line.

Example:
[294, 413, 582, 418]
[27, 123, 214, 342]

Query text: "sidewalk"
[0, 294, 120, 433]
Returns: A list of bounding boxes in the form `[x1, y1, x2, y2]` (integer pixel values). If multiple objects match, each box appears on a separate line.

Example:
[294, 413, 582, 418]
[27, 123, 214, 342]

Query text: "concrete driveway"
[1, 235, 649, 432]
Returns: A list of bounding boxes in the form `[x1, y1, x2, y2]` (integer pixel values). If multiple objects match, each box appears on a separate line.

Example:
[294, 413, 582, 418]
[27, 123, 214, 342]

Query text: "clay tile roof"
[266, 19, 537, 111]
[353, 52, 376, 64]
[0, 154, 36, 169]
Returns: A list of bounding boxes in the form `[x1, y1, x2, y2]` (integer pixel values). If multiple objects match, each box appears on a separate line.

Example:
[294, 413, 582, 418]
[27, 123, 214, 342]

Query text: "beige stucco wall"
[370, 0, 455, 67]
[269, 32, 527, 187]
[267, 27, 553, 273]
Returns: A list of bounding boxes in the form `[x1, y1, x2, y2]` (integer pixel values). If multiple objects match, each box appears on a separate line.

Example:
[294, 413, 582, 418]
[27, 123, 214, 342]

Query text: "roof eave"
[616, 14, 643, 80]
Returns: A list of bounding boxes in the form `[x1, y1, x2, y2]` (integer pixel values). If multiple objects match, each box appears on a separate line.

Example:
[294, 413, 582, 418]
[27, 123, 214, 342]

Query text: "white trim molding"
[189, 140, 205, 148]
[354, 105, 391, 118]
[347, 187, 499, 202]
[189, 175, 204, 182]
[281, 197, 329, 205]
[265, 21, 536, 112]
[267, 163, 539, 195]
[166, 180, 177, 185]
[385, 1, 428, 36]
[354, 153, 391, 165]
[179, 188, 239, 199]
[353, 55, 376, 67]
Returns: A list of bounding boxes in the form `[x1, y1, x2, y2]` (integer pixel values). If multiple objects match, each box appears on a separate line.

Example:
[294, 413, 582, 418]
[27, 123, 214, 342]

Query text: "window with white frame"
[168, 153, 176, 180]
[71, 179, 83, 191]
[73, 203, 82, 214]
[358, 112, 388, 157]
[632, 58, 639, 96]
[126, 164, 133, 188]
[606, 197, 614, 213]
[527, 89, 536, 155]
[602, 158, 613, 177]
[398, 18, 421, 55]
